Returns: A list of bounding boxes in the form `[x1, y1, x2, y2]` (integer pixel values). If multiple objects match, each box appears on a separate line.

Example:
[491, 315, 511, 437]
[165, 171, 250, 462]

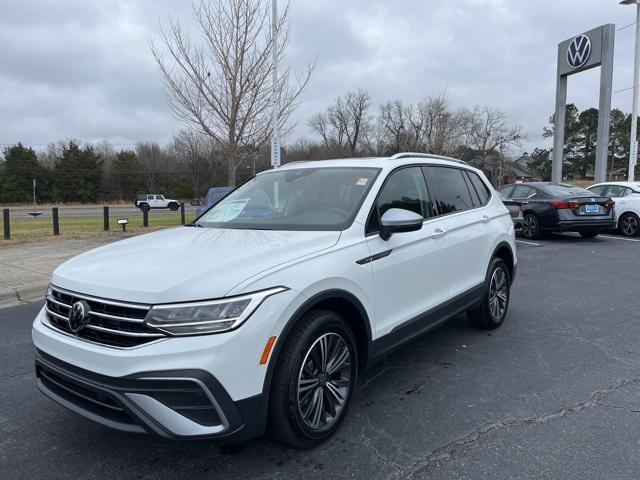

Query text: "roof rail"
[389, 152, 469, 166]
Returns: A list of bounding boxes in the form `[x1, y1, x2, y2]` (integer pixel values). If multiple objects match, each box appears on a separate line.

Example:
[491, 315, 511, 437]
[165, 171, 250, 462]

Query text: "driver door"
[365, 166, 451, 340]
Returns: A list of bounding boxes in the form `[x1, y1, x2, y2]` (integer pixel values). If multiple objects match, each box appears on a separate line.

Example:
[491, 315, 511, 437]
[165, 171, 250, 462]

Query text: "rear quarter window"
[467, 171, 491, 205]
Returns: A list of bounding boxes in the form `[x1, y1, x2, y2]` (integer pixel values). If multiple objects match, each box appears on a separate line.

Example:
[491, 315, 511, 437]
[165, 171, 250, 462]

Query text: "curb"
[0, 284, 47, 309]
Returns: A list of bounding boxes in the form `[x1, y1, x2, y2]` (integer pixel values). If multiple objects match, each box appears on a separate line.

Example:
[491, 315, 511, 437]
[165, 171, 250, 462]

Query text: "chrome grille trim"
[45, 285, 165, 348]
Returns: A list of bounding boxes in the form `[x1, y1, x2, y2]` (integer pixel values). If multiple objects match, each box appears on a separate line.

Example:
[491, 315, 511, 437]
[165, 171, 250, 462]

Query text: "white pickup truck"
[134, 194, 179, 212]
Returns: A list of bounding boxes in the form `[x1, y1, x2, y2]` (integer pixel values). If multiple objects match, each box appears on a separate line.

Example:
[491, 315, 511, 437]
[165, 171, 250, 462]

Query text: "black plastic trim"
[370, 283, 485, 362]
[35, 350, 261, 443]
[356, 249, 393, 265]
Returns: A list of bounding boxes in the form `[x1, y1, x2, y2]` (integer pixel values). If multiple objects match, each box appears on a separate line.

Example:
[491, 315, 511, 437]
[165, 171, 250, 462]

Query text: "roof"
[274, 153, 477, 173]
[589, 181, 640, 189]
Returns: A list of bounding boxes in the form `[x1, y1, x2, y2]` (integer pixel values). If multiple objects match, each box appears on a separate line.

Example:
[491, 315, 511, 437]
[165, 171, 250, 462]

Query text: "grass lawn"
[3, 211, 197, 244]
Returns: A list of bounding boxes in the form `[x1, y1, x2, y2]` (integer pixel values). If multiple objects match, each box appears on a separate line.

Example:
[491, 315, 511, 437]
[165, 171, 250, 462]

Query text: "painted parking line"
[599, 234, 640, 243]
[516, 239, 541, 246]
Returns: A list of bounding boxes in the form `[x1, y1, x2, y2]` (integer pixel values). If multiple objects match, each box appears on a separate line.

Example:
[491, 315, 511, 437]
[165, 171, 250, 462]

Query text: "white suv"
[32, 153, 516, 448]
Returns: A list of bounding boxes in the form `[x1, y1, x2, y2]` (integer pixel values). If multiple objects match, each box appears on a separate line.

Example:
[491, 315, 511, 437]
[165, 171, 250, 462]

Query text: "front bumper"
[35, 349, 262, 441]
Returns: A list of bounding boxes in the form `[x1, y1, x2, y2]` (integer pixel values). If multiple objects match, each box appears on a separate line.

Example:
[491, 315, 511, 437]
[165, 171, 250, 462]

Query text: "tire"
[268, 309, 358, 448]
[522, 214, 541, 240]
[139, 203, 150, 212]
[468, 257, 510, 330]
[169, 202, 179, 211]
[618, 213, 640, 237]
[579, 231, 599, 238]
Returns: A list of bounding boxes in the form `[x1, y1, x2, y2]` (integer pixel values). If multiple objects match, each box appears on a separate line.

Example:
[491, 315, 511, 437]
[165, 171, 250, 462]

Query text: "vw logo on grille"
[567, 34, 591, 69]
[68, 300, 91, 333]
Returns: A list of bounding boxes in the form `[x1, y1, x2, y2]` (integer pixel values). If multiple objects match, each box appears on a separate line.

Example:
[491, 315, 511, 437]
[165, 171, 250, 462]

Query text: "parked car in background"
[196, 187, 234, 218]
[499, 182, 615, 239]
[499, 193, 524, 231]
[587, 182, 640, 237]
[33, 153, 516, 448]
[134, 194, 179, 212]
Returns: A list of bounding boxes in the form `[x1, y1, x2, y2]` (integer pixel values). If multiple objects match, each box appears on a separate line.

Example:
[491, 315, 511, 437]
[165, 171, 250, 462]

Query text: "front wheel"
[268, 310, 357, 448]
[168, 202, 179, 211]
[618, 213, 640, 237]
[468, 257, 510, 330]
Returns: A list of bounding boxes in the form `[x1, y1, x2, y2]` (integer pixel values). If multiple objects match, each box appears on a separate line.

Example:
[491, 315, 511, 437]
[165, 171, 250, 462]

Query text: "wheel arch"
[491, 241, 515, 284]
[258, 289, 373, 432]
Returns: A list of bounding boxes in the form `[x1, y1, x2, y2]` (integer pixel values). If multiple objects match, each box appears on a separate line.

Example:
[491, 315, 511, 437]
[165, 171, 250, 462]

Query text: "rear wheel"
[522, 214, 541, 239]
[268, 310, 357, 448]
[618, 213, 640, 237]
[579, 231, 599, 238]
[468, 258, 510, 330]
[139, 203, 150, 212]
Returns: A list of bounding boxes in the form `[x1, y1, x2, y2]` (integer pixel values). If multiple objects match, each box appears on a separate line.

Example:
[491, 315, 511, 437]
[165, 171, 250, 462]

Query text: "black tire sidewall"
[523, 214, 539, 239]
[619, 213, 640, 237]
[279, 312, 358, 446]
[482, 258, 510, 327]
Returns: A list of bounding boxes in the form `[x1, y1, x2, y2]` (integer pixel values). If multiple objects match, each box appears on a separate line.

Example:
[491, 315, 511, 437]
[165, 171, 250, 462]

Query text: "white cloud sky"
[0, 0, 637, 155]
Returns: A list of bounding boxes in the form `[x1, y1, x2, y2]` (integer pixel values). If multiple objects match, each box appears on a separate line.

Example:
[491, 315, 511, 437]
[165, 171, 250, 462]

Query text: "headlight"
[144, 286, 288, 336]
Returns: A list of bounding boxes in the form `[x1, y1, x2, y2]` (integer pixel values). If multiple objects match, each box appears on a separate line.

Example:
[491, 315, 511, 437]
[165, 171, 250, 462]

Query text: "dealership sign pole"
[270, 0, 281, 169]
[621, 0, 640, 180]
[552, 25, 615, 183]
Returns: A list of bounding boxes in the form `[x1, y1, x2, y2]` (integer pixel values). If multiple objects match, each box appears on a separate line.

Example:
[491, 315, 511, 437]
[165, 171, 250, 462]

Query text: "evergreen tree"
[52, 141, 103, 203]
[0, 143, 51, 203]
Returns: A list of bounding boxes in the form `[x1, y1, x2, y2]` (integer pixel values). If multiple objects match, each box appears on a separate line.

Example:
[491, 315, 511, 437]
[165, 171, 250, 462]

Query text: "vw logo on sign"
[68, 300, 91, 333]
[567, 35, 592, 69]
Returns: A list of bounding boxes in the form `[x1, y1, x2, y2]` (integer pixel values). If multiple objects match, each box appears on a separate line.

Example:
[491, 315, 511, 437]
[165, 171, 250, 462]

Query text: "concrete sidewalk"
[0, 236, 125, 308]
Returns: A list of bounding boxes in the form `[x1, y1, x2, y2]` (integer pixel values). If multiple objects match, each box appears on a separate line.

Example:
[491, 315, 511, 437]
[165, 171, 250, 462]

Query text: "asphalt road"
[2, 233, 640, 479]
[9, 205, 197, 218]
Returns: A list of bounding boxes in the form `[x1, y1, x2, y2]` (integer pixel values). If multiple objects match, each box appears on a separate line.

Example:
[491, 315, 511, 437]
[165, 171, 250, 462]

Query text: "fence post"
[52, 207, 59, 236]
[180, 203, 185, 225]
[143, 210, 149, 227]
[2, 209, 9, 240]
[103, 206, 109, 231]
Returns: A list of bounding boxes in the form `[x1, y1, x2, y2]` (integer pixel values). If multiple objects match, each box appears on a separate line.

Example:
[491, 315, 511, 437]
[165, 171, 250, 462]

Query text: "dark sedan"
[499, 182, 615, 239]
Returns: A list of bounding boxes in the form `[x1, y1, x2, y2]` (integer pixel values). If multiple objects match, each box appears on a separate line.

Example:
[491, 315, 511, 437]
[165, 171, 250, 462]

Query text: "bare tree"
[418, 95, 469, 155]
[169, 129, 215, 195]
[151, 0, 313, 186]
[469, 106, 523, 186]
[308, 89, 371, 155]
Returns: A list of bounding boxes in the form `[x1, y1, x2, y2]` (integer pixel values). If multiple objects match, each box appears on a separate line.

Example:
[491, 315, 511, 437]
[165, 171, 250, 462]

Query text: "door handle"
[521, 201, 529, 205]
[481, 214, 490, 222]
[432, 228, 446, 239]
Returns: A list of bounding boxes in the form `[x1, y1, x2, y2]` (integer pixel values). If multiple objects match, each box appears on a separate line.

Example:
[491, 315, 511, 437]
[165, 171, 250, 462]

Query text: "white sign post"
[271, 135, 281, 168]
[632, 140, 638, 167]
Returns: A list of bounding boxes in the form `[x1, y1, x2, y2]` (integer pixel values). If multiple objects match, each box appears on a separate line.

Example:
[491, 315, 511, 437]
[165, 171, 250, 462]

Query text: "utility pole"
[621, 0, 640, 180]
[270, 0, 281, 169]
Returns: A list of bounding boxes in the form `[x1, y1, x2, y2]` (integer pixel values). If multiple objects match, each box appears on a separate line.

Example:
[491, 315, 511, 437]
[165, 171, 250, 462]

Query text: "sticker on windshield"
[356, 177, 369, 186]
[206, 199, 249, 222]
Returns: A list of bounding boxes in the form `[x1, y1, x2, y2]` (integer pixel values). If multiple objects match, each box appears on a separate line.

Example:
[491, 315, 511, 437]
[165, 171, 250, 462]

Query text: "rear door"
[423, 166, 489, 296]
[365, 166, 450, 338]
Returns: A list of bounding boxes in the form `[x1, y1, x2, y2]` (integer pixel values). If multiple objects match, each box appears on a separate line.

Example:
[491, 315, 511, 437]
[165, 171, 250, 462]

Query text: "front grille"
[45, 286, 165, 348]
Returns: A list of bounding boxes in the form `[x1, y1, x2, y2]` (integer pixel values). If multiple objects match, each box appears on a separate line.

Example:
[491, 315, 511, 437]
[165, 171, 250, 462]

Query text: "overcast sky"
[0, 0, 637, 155]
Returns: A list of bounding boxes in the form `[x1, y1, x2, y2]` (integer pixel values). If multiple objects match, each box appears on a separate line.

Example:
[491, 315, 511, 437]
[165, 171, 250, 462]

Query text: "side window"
[511, 185, 532, 199]
[588, 185, 607, 196]
[623, 187, 633, 197]
[606, 185, 627, 197]
[499, 185, 515, 198]
[366, 167, 433, 234]
[467, 171, 491, 205]
[425, 166, 474, 215]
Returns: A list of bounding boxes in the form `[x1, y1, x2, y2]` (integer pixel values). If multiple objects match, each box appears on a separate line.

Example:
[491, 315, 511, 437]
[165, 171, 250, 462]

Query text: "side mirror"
[380, 208, 423, 241]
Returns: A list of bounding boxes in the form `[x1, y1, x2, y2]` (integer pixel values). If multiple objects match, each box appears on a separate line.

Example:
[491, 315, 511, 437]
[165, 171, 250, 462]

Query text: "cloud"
[0, 0, 636, 155]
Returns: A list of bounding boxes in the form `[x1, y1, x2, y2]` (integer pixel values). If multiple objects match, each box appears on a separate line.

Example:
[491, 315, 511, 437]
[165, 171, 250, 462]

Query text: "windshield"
[198, 167, 380, 231]
[542, 184, 593, 196]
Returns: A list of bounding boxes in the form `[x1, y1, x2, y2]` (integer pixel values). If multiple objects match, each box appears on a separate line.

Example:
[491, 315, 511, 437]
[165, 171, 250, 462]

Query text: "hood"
[51, 227, 340, 304]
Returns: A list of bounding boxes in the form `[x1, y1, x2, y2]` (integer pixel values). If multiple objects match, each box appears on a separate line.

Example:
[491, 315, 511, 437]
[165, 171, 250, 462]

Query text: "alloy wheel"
[297, 332, 352, 432]
[523, 216, 537, 238]
[621, 215, 639, 236]
[489, 267, 508, 321]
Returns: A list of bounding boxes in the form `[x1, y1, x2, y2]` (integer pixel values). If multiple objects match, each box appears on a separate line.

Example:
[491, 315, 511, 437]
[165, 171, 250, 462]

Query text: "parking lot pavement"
[2, 233, 640, 479]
